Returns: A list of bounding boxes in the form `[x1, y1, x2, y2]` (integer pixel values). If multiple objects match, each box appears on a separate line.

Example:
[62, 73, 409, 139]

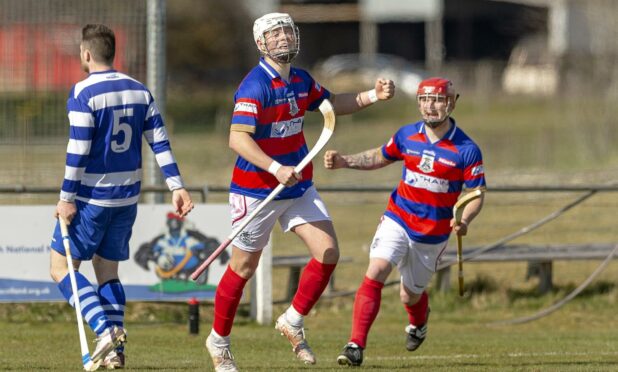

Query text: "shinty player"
[49, 24, 194, 369]
[204, 12, 394, 372]
[324, 77, 486, 366]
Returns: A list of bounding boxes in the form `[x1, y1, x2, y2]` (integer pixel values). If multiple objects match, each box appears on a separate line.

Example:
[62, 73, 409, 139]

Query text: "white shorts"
[229, 186, 331, 252]
[369, 216, 448, 294]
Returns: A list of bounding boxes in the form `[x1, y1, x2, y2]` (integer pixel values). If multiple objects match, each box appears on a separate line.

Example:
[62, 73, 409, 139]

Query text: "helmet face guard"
[416, 77, 458, 128]
[253, 13, 300, 64]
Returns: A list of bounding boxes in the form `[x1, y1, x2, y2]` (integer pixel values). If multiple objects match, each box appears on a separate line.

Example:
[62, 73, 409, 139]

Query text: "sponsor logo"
[234, 102, 257, 114]
[270, 117, 303, 138]
[275, 98, 287, 104]
[438, 157, 456, 167]
[471, 164, 485, 176]
[418, 152, 435, 173]
[405, 169, 449, 193]
[287, 93, 299, 116]
[298, 92, 308, 97]
[107, 74, 119, 79]
[406, 149, 420, 155]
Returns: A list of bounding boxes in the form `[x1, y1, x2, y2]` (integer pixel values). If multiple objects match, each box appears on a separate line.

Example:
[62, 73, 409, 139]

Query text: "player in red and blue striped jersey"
[49, 24, 194, 369]
[205, 12, 394, 371]
[325, 77, 486, 367]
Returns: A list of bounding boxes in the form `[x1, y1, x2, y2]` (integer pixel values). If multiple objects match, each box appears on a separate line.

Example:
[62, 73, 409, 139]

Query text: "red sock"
[291, 258, 336, 315]
[213, 266, 248, 337]
[404, 291, 429, 326]
[349, 277, 384, 349]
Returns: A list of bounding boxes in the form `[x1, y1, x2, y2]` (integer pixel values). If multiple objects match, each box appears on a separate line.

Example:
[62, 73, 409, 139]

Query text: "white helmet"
[253, 12, 300, 63]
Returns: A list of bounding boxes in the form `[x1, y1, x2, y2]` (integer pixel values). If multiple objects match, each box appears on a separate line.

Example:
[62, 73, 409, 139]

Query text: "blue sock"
[58, 272, 111, 336]
[98, 279, 126, 352]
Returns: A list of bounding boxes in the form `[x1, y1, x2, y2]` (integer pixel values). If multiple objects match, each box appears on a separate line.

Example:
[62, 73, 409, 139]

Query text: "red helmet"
[416, 77, 456, 98]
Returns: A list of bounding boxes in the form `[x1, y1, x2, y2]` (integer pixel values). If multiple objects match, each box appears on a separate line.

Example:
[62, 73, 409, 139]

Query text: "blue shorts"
[51, 200, 138, 261]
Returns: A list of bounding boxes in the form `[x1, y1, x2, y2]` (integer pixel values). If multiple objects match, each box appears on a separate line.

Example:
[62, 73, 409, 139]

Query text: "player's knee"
[50, 266, 67, 283]
[400, 287, 422, 305]
[321, 246, 339, 264]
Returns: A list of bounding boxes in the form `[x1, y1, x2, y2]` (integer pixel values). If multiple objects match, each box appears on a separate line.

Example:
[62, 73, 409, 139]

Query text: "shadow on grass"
[465, 274, 499, 294]
[506, 280, 616, 302]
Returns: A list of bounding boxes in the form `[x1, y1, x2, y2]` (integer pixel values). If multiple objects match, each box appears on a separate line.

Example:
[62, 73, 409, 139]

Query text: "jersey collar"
[258, 57, 293, 84]
[419, 117, 458, 142]
[89, 69, 117, 75]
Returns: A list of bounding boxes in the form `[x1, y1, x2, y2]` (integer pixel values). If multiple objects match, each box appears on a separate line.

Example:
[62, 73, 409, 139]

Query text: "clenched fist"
[375, 78, 395, 101]
[324, 150, 347, 170]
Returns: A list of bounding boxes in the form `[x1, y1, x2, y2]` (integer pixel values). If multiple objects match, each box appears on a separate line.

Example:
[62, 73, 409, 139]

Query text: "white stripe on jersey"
[64, 166, 86, 181]
[155, 150, 176, 167]
[144, 126, 169, 144]
[60, 190, 77, 202]
[75, 195, 140, 207]
[146, 101, 160, 120]
[165, 175, 184, 190]
[67, 139, 91, 155]
[404, 169, 450, 193]
[88, 89, 150, 112]
[259, 61, 277, 79]
[81, 169, 142, 188]
[73, 71, 140, 98]
[68, 111, 94, 127]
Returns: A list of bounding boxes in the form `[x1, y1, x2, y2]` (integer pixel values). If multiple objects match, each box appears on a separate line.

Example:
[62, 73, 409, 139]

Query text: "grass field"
[1, 285, 617, 371]
[1, 95, 618, 370]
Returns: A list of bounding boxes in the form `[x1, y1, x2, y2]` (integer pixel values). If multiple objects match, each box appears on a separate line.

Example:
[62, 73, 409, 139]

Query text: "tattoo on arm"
[343, 148, 392, 170]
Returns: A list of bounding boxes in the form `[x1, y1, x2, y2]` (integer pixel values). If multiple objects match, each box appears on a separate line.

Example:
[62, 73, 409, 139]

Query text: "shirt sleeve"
[143, 94, 185, 191]
[231, 82, 263, 134]
[306, 73, 331, 112]
[60, 92, 94, 202]
[381, 129, 404, 161]
[462, 145, 486, 189]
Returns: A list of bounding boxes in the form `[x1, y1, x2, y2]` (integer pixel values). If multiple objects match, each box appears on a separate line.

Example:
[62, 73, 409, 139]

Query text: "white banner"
[0, 204, 232, 302]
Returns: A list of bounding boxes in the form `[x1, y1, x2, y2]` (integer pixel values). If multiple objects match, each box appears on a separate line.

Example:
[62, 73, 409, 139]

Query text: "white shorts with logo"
[229, 186, 331, 252]
[369, 216, 448, 294]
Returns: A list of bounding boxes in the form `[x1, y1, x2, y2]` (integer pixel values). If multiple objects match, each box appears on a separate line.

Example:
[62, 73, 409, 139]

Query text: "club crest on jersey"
[287, 94, 299, 116]
[418, 152, 435, 173]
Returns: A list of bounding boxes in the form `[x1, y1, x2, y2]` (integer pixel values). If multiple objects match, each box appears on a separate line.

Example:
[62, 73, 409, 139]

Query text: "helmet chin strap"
[268, 49, 298, 64]
[424, 117, 449, 129]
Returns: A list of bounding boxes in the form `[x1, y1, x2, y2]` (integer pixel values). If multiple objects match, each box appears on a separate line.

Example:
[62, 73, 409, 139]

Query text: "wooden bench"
[272, 255, 353, 302]
[435, 243, 617, 294]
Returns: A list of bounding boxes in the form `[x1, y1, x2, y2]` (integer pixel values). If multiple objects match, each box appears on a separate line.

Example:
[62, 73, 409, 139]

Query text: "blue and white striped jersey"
[60, 70, 184, 207]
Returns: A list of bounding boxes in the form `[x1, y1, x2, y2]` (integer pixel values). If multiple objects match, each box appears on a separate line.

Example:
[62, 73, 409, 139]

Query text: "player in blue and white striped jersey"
[49, 24, 194, 369]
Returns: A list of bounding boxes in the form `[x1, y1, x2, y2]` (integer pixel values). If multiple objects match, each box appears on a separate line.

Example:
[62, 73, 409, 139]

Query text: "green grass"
[1, 287, 617, 371]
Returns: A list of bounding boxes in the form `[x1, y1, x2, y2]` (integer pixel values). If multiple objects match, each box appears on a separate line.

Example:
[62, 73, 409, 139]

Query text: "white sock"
[209, 329, 231, 348]
[284, 305, 304, 327]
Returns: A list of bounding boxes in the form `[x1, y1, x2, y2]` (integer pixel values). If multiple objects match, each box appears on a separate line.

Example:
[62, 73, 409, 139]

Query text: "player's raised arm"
[324, 147, 393, 170]
[330, 78, 395, 115]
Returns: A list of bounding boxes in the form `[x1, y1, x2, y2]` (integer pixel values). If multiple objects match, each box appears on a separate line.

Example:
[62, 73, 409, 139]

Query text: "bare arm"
[330, 78, 395, 115]
[324, 147, 394, 171]
[451, 190, 485, 236]
[229, 130, 300, 187]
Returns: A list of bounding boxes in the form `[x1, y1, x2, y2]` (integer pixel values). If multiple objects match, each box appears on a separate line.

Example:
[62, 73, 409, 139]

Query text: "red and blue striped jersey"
[381, 119, 486, 244]
[229, 58, 330, 199]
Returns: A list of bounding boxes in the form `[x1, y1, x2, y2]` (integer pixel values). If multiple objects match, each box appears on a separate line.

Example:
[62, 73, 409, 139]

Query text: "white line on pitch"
[369, 350, 618, 361]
